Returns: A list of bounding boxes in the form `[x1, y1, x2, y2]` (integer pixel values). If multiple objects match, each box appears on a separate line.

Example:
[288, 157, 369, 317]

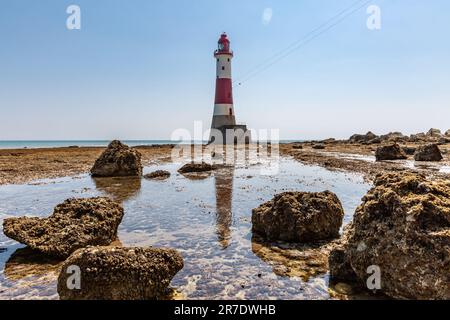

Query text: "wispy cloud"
[262, 8, 273, 25]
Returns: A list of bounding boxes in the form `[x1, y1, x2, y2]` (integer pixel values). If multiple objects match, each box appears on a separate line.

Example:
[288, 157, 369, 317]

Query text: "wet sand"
[0, 145, 175, 185]
[1, 142, 448, 186]
[280, 141, 450, 181]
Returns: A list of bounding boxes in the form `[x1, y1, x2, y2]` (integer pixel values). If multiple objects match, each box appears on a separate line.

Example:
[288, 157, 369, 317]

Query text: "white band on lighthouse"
[216, 55, 232, 79]
[213, 104, 234, 116]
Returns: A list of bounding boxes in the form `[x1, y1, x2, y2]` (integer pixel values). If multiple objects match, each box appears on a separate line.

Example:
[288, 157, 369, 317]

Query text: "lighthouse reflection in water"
[214, 166, 234, 249]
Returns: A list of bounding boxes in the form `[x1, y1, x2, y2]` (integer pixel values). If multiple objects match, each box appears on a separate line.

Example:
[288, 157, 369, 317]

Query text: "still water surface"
[0, 158, 370, 299]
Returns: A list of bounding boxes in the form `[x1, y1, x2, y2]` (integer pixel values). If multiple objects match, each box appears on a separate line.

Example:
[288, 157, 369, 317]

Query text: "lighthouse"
[210, 33, 250, 144]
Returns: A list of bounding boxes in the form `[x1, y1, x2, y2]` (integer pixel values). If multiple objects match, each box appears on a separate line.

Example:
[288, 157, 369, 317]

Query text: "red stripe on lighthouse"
[214, 78, 233, 104]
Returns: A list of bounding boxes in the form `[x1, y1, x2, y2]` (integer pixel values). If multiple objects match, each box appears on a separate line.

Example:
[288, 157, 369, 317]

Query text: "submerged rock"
[57, 246, 184, 300]
[144, 170, 171, 180]
[91, 140, 142, 177]
[414, 144, 443, 161]
[4, 247, 63, 281]
[329, 172, 450, 299]
[251, 235, 336, 281]
[252, 191, 344, 242]
[2, 197, 124, 259]
[375, 143, 407, 161]
[178, 162, 215, 174]
[93, 177, 141, 202]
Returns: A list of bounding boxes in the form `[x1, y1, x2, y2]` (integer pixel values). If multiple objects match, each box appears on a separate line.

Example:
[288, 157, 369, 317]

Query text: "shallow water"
[0, 158, 370, 300]
[320, 151, 450, 173]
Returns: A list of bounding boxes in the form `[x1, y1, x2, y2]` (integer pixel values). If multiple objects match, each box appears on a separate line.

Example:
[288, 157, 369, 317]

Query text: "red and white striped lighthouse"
[209, 33, 250, 144]
[211, 33, 236, 130]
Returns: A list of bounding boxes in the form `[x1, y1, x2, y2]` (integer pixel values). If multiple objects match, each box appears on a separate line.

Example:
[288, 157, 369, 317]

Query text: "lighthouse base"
[209, 124, 251, 145]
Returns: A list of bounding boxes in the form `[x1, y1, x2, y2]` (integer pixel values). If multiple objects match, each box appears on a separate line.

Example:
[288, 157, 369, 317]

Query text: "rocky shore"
[281, 128, 450, 181]
[0, 144, 175, 185]
[1, 131, 449, 300]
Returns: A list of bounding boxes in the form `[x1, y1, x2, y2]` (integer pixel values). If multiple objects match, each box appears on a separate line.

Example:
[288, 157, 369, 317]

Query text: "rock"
[364, 137, 381, 145]
[312, 144, 325, 149]
[144, 170, 171, 180]
[292, 144, 303, 150]
[328, 245, 356, 282]
[402, 146, 416, 155]
[177, 162, 214, 174]
[349, 131, 378, 144]
[409, 132, 426, 142]
[57, 246, 184, 300]
[445, 129, 450, 136]
[333, 282, 354, 295]
[322, 138, 336, 144]
[2, 197, 124, 259]
[329, 172, 450, 299]
[252, 191, 344, 242]
[426, 128, 442, 138]
[414, 144, 443, 161]
[380, 132, 408, 142]
[375, 143, 407, 161]
[438, 137, 450, 144]
[91, 140, 142, 177]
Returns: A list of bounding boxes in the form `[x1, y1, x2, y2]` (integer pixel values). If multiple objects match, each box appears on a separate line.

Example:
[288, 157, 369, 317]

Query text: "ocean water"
[0, 140, 194, 149]
[0, 140, 301, 149]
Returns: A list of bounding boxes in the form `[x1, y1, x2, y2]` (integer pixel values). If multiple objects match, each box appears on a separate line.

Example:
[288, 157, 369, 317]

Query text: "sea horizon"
[0, 139, 302, 149]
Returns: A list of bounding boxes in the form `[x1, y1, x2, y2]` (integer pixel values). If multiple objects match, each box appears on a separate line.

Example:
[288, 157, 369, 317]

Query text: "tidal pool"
[0, 158, 370, 300]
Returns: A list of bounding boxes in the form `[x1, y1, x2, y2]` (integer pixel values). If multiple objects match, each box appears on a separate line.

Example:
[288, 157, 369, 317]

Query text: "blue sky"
[1, 0, 449, 140]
